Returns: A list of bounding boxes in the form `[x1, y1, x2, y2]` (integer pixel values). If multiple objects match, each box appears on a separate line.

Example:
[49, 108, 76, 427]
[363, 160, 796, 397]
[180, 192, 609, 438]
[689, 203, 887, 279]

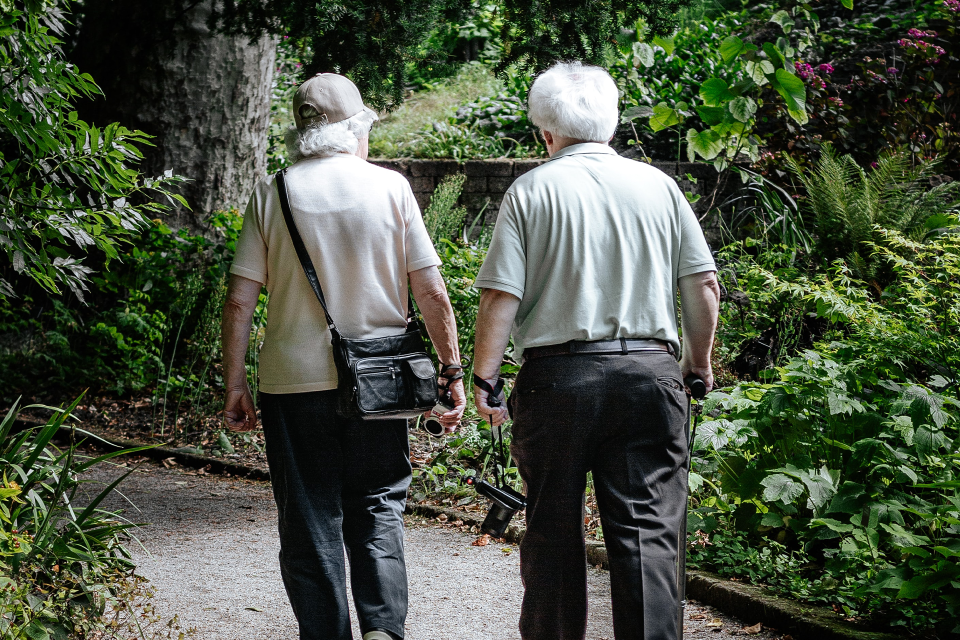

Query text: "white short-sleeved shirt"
[230, 154, 440, 394]
[474, 143, 716, 357]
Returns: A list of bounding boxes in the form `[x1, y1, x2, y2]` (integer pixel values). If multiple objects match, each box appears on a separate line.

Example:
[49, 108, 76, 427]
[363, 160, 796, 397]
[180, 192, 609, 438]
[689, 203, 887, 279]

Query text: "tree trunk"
[70, 0, 275, 231]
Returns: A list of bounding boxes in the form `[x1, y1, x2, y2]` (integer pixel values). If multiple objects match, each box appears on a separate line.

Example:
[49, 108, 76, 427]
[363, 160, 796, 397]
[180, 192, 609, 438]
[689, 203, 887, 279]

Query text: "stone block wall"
[369, 157, 728, 242]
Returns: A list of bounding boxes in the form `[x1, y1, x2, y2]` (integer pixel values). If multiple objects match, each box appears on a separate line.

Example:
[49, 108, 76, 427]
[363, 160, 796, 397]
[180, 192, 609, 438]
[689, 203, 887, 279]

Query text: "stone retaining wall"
[370, 157, 726, 235]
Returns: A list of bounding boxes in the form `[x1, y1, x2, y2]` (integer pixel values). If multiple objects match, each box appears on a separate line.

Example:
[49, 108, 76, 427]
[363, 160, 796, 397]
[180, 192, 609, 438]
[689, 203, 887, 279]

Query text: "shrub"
[0, 396, 191, 638]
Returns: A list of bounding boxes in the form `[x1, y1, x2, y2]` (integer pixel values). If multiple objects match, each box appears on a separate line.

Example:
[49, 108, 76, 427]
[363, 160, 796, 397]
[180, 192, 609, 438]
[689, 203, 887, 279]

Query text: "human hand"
[680, 363, 714, 396]
[426, 379, 466, 434]
[473, 378, 508, 428]
[224, 386, 257, 432]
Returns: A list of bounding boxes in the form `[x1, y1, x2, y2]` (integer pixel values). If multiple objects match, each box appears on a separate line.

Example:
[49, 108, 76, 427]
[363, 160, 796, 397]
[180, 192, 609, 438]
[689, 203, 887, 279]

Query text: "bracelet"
[438, 363, 465, 381]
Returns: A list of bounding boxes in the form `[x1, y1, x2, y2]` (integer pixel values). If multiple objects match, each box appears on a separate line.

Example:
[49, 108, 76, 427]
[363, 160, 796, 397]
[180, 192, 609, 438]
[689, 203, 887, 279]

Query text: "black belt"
[523, 338, 674, 363]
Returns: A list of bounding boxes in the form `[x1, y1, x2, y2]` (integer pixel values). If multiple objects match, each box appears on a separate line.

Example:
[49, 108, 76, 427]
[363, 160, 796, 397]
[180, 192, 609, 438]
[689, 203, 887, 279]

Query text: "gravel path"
[85, 457, 789, 640]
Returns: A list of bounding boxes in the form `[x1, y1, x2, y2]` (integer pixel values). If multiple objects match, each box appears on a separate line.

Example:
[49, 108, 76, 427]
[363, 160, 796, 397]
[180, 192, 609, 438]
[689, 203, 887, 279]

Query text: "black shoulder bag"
[275, 169, 439, 420]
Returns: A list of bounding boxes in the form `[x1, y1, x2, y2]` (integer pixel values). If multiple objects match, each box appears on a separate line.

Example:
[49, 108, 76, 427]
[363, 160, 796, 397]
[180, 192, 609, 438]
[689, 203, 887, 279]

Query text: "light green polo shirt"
[474, 143, 716, 357]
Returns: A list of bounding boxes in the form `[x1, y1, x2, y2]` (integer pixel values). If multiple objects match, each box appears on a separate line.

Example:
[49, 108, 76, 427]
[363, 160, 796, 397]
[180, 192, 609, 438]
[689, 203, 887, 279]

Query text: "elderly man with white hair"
[222, 73, 465, 640]
[472, 61, 720, 640]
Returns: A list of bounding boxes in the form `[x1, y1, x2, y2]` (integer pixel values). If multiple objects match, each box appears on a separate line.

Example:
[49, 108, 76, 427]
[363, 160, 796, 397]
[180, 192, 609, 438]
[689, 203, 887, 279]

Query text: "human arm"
[472, 288, 522, 427]
[678, 270, 721, 393]
[409, 265, 465, 431]
[221, 274, 262, 432]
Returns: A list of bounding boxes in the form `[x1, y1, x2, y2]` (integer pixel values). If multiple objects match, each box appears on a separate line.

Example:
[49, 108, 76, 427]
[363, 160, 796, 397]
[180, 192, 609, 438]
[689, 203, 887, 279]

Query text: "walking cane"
[678, 375, 706, 640]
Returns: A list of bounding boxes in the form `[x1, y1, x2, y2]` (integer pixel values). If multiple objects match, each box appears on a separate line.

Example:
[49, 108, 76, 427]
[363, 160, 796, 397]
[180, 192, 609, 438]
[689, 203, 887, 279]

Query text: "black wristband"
[473, 374, 505, 407]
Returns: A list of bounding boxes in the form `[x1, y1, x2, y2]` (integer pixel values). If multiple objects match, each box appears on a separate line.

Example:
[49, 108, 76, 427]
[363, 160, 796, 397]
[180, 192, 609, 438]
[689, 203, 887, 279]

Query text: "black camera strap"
[474, 374, 508, 488]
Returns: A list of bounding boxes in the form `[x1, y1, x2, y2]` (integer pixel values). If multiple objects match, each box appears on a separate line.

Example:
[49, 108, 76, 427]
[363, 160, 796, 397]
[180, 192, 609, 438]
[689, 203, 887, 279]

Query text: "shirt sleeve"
[474, 192, 526, 298]
[675, 186, 716, 278]
[402, 183, 442, 272]
[230, 183, 269, 285]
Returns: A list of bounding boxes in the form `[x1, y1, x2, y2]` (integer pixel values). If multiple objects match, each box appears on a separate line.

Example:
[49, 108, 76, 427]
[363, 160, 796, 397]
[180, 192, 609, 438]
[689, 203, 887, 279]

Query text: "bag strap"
[274, 169, 422, 331]
[275, 169, 338, 331]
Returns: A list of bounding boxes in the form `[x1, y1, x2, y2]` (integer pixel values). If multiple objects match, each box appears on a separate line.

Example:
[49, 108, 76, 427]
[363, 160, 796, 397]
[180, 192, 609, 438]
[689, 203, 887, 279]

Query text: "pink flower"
[871, 161, 879, 168]
[828, 96, 844, 107]
[795, 61, 815, 80]
[945, 0, 960, 11]
[818, 63, 835, 74]
[887, 67, 900, 75]
[811, 76, 826, 89]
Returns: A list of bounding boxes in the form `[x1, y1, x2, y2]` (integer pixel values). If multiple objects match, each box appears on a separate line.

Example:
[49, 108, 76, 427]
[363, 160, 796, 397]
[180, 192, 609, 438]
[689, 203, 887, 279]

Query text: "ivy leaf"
[719, 36, 744, 64]
[649, 103, 680, 132]
[728, 96, 757, 123]
[769, 10, 794, 33]
[686, 128, 724, 161]
[761, 473, 804, 505]
[699, 78, 735, 107]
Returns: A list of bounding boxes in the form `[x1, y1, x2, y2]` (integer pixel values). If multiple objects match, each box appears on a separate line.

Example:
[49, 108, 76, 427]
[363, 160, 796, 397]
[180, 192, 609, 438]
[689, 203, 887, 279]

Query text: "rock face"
[70, 0, 275, 231]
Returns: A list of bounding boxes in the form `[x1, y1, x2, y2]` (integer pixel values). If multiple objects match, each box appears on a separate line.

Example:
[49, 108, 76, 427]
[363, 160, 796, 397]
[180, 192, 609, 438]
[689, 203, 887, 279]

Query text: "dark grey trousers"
[261, 390, 411, 640]
[509, 352, 689, 640]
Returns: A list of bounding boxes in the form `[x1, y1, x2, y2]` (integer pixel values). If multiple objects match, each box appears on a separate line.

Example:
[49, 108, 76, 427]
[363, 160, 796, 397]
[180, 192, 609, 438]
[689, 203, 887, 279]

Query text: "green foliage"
[787, 146, 960, 281]
[214, 0, 475, 110]
[0, 1, 185, 300]
[0, 397, 191, 638]
[0, 211, 244, 406]
[497, 0, 691, 75]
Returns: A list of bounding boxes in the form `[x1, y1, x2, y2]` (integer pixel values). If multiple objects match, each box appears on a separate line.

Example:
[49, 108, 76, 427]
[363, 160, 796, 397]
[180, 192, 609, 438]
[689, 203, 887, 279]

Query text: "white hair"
[527, 61, 619, 142]
[285, 107, 379, 162]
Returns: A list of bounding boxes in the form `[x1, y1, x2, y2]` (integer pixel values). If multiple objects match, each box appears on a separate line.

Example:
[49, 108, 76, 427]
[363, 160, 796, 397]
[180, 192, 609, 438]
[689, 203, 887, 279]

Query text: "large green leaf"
[633, 41, 655, 68]
[685, 128, 724, 161]
[914, 426, 951, 457]
[652, 35, 675, 55]
[695, 105, 728, 126]
[744, 59, 775, 84]
[728, 96, 757, 123]
[761, 473, 804, 505]
[762, 42, 787, 69]
[769, 9, 794, 33]
[773, 68, 806, 113]
[719, 36, 744, 64]
[699, 78, 735, 107]
[621, 105, 654, 123]
[649, 103, 680, 132]
[898, 566, 960, 599]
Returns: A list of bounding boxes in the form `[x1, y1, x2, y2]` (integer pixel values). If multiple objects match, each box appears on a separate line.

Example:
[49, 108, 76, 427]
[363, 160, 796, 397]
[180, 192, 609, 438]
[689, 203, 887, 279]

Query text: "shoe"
[362, 631, 396, 640]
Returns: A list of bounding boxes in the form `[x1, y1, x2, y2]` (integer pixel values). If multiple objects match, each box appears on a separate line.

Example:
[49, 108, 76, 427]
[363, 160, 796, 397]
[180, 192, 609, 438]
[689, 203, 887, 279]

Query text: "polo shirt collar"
[550, 142, 618, 160]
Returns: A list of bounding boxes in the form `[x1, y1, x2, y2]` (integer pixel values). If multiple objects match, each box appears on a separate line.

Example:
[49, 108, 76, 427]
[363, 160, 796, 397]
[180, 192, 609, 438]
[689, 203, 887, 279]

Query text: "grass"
[368, 63, 503, 158]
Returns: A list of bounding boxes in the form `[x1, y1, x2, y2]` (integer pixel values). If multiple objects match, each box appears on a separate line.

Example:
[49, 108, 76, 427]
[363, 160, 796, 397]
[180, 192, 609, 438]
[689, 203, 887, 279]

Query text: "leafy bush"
[694, 224, 960, 634]
[0, 397, 190, 638]
[0, 211, 245, 409]
[0, 2, 184, 299]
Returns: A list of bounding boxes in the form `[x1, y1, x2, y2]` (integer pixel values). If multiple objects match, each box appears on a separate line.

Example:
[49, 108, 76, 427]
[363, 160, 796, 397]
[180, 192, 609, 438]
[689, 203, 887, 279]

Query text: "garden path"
[87, 458, 785, 640]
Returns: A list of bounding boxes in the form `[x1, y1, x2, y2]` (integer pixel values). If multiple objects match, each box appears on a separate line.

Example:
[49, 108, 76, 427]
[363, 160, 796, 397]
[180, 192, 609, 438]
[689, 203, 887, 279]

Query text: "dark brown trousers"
[509, 351, 689, 640]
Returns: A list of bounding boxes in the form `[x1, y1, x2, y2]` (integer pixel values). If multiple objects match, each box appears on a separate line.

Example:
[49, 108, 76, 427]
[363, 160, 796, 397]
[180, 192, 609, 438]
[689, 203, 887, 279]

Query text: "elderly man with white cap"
[221, 73, 466, 640]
